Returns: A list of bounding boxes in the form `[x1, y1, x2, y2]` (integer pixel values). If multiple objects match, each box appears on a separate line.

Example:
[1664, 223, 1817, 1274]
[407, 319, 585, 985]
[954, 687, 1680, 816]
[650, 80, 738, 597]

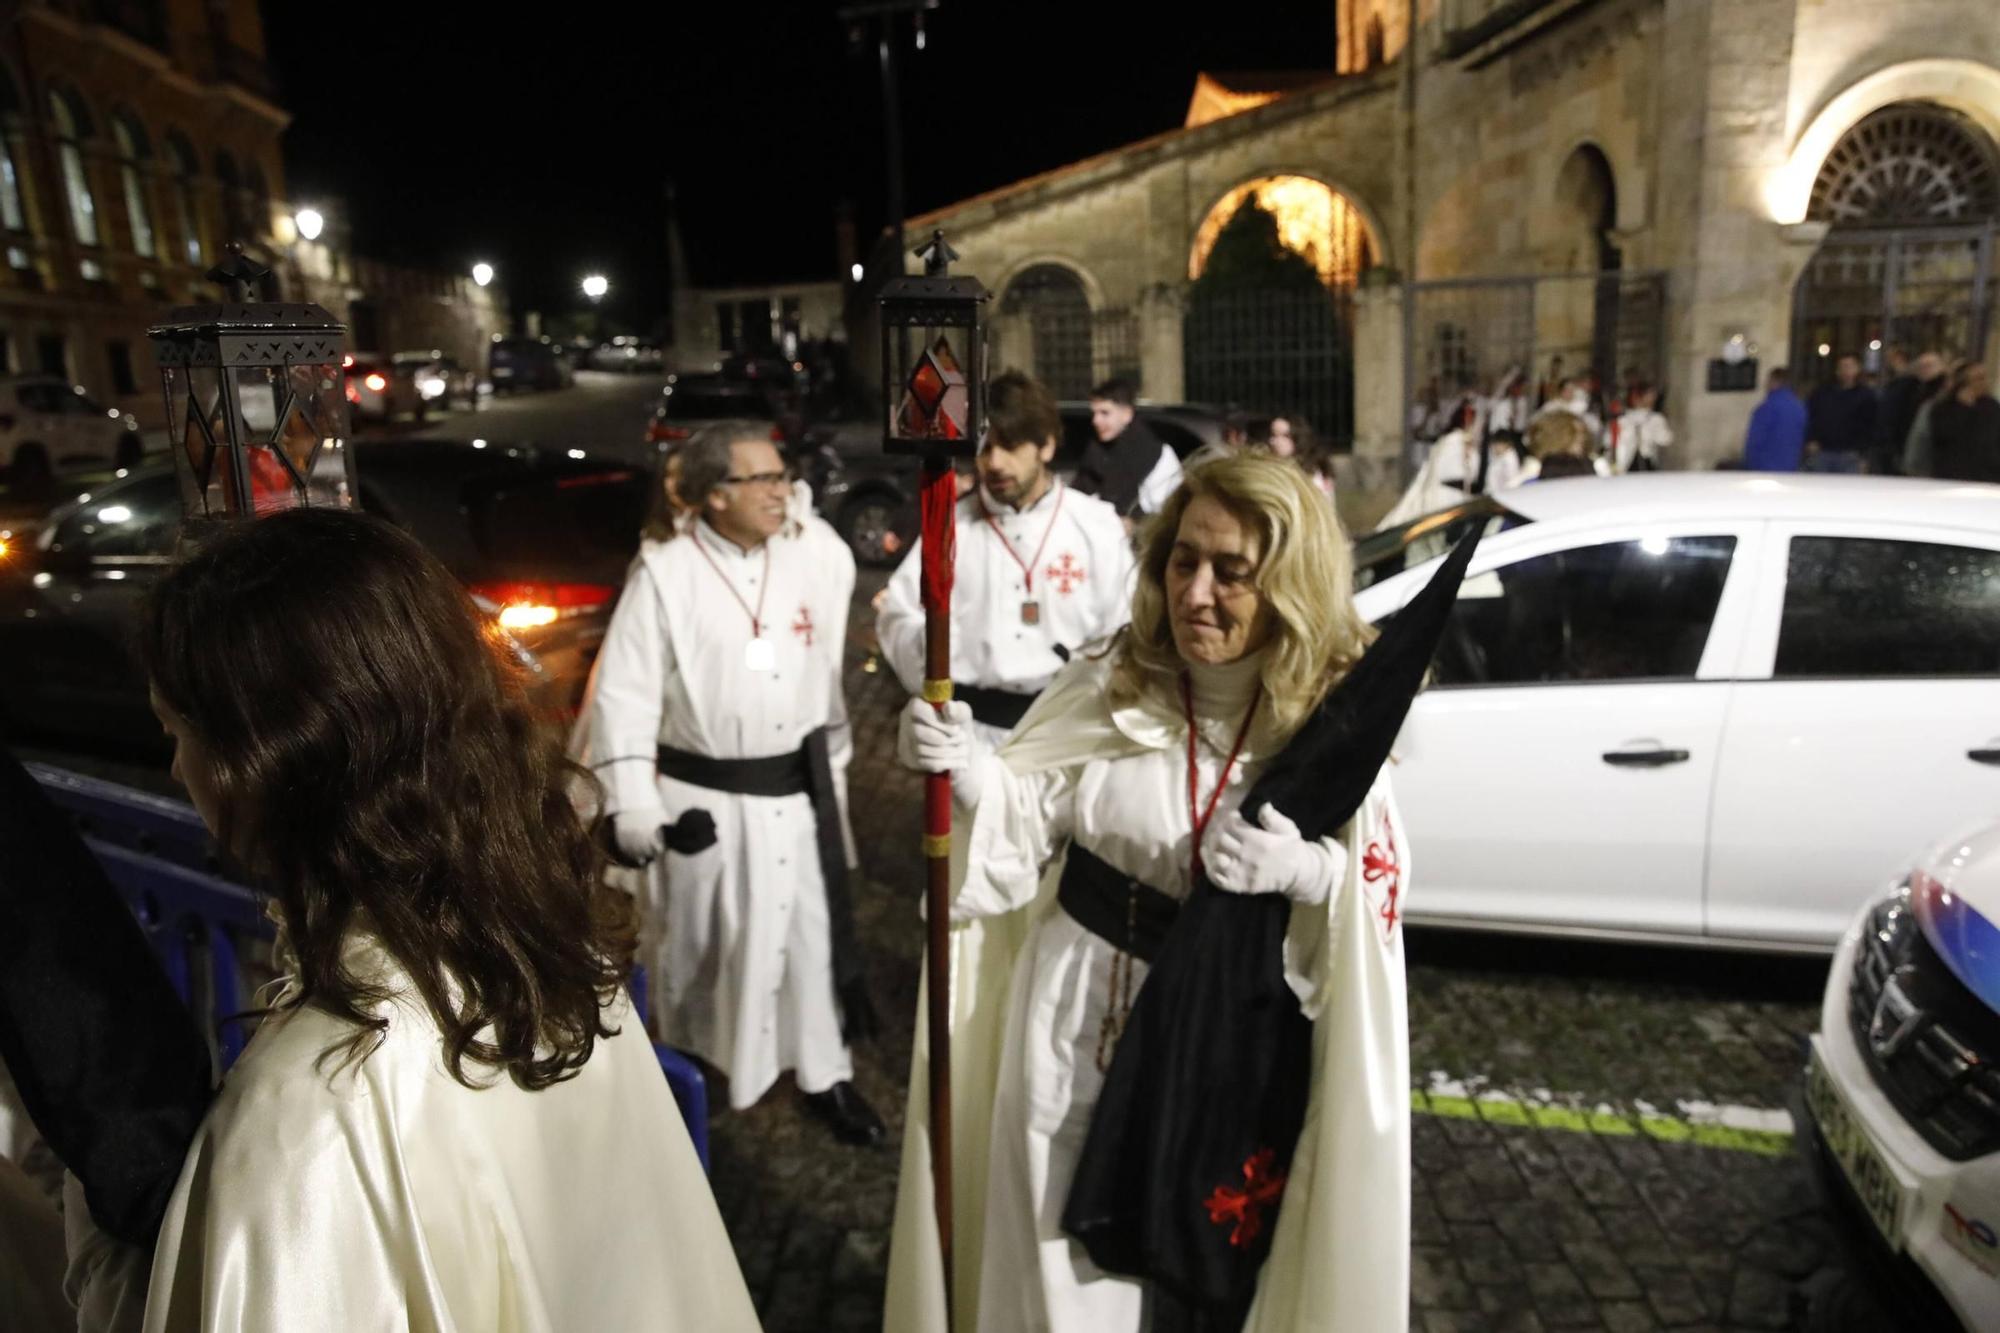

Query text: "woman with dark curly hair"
[63, 509, 756, 1331]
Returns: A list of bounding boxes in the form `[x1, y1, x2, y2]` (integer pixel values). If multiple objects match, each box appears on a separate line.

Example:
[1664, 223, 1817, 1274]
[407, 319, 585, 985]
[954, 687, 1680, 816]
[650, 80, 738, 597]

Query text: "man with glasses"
[588, 419, 884, 1146]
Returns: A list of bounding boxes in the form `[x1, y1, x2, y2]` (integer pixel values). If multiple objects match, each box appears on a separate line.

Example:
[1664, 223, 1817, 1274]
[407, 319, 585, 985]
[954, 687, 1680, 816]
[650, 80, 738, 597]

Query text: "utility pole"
[841, 0, 938, 281]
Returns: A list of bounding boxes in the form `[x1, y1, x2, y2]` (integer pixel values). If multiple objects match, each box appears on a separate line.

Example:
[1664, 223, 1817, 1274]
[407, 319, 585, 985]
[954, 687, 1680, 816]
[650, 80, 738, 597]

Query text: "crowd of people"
[1745, 347, 2000, 480]
[2, 366, 1405, 1333]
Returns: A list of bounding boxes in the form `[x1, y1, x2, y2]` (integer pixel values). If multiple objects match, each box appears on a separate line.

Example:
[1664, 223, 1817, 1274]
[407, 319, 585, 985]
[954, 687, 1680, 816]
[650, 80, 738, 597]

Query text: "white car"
[0, 375, 143, 487]
[1805, 822, 2000, 1330]
[1352, 473, 2000, 951]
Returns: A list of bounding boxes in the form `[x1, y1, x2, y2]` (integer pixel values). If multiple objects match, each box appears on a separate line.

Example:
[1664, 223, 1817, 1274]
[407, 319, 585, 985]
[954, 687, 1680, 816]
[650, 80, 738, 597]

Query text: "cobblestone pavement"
[699, 568, 1870, 1333]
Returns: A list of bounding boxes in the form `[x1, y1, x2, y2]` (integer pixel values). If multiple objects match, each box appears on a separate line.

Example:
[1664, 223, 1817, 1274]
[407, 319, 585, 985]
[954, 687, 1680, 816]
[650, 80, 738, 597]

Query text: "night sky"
[265, 2, 1335, 330]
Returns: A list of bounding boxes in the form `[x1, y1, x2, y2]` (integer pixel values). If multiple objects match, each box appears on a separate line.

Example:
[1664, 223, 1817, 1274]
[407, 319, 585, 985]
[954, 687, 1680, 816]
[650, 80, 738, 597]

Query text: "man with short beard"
[879, 371, 1135, 760]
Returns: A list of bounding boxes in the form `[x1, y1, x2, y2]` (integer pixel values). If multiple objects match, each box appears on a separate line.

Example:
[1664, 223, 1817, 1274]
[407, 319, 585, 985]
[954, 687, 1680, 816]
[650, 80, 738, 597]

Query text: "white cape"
[883, 655, 1413, 1333]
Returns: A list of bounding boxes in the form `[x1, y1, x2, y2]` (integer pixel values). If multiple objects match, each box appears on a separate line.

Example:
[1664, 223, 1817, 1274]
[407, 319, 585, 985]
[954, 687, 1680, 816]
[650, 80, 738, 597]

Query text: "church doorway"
[1791, 101, 2000, 381]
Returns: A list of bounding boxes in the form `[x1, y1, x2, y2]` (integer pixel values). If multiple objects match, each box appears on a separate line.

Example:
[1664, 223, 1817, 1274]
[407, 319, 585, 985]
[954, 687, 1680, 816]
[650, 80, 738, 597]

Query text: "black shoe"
[802, 1080, 886, 1148]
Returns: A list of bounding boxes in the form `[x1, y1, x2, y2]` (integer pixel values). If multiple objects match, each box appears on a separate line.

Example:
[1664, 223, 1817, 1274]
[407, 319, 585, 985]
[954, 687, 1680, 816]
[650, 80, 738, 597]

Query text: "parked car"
[488, 337, 574, 393]
[1351, 473, 2000, 951]
[810, 401, 1227, 565]
[392, 350, 479, 409]
[643, 372, 788, 448]
[1803, 821, 1999, 1332]
[0, 439, 649, 749]
[0, 375, 144, 490]
[344, 352, 427, 423]
[590, 337, 665, 374]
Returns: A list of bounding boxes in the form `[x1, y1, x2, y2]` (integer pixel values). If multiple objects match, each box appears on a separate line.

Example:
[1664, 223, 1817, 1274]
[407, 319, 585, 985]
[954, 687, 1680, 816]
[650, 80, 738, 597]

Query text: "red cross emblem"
[1202, 1147, 1288, 1249]
[1363, 813, 1403, 940]
[791, 605, 815, 647]
[1044, 551, 1086, 595]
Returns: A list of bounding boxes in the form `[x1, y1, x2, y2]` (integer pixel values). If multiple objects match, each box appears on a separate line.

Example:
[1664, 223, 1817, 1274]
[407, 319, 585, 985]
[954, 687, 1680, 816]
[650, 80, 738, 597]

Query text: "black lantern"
[148, 246, 355, 523]
[877, 230, 988, 456]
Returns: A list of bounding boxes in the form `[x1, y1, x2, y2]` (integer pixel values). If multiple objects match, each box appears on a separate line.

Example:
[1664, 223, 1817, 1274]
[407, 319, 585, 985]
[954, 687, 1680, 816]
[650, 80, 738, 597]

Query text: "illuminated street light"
[581, 274, 609, 300]
[472, 262, 494, 288]
[293, 208, 324, 241]
[851, 262, 865, 283]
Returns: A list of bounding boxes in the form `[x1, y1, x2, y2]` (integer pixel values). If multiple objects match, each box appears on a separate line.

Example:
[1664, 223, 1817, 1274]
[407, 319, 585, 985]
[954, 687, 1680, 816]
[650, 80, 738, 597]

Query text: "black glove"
[662, 808, 718, 855]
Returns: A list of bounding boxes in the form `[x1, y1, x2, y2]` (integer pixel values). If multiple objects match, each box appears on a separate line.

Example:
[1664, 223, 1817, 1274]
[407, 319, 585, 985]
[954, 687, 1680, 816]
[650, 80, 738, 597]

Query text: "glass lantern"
[148, 248, 355, 523]
[878, 230, 988, 459]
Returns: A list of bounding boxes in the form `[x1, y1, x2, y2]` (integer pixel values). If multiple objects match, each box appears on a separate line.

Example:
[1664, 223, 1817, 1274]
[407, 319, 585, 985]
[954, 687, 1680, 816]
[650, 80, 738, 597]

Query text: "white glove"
[897, 697, 972, 774]
[613, 808, 668, 865]
[1205, 805, 1343, 905]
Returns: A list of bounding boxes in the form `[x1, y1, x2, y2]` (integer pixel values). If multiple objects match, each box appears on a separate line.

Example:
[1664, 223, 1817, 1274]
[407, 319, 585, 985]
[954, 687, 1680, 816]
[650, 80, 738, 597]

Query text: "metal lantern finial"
[148, 254, 355, 525]
[877, 227, 988, 458]
[916, 229, 958, 277]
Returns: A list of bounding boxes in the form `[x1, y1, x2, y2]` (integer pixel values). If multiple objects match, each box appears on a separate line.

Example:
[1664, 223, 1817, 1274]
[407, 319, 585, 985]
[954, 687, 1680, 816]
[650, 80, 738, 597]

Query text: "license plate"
[1807, 1046, 1907, 1245]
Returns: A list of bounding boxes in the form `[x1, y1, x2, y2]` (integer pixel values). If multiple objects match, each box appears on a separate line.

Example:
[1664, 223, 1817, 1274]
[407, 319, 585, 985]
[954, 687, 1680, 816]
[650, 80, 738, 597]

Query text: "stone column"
[1137, 282, 1186, 403]
[1346, 275, 1406, 516]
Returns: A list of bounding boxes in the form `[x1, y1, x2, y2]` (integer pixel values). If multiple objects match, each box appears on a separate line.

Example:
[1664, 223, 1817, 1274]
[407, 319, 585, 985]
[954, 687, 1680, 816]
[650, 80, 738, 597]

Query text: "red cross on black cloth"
[1044, 551, 1086, 595]
[790, 605, 815, 647]
[1201, 1147, 1288, 1249]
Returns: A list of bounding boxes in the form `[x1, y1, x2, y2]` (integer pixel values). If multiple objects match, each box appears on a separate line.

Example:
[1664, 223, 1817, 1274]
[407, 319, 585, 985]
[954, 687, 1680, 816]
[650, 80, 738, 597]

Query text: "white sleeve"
[588, 560, 670, 818]
[954, 758, 1077, 921]
[1647, 413, 1674, 452]
[824, 539, 859, 868]
[1098, 513, 1138, 637]
[875, 538, 928, 696]
[1134, 447, 1184, 515]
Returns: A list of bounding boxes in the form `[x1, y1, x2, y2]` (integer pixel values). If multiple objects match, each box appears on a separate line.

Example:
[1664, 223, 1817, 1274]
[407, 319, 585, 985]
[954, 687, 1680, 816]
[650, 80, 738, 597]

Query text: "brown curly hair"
[141, 508, 637, 1090]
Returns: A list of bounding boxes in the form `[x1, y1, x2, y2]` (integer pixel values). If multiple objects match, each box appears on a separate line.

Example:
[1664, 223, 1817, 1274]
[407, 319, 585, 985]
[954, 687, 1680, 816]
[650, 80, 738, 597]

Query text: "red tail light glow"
[470, 581, 616, 632]
[647, 420, 690, 444]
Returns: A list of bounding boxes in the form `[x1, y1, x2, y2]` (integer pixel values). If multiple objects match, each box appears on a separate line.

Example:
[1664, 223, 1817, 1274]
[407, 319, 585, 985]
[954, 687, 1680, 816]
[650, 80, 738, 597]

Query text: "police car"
[1806, 820, 2000, 1331]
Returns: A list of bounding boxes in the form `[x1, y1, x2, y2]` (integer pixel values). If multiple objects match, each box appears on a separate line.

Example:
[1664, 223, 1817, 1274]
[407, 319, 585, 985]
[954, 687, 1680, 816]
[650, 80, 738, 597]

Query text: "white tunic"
[589, 519, 857, 1106]
[62, 940, 758, 1332]
[884, 653, 1414, 1333]
[1610, 407, 1674, 472]
[877, 481, 1134, 755]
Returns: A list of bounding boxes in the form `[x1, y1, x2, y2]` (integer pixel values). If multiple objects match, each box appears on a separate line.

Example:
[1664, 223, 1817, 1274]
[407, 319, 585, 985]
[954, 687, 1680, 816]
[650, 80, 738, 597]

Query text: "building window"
[716, 302, 736, 352]
[7, 246, 29, 271]
[165, 132, 202, 265]
[107, 340, 136, 395]
[48, 89, 99, 248]
[37, 334, 65, 377]
[111, 113, 155, 259]
[79, 257, 103, 281]
[245, 163, 270, 240]
[0, 138, 23, 233]
[214, 149, 244, 243]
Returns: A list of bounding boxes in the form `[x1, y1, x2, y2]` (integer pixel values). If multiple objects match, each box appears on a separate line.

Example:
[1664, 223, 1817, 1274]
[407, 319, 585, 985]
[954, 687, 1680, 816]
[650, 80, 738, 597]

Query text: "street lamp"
[581, 273, 609, 300]
[472, 261, 494, 288]
[147, 245, 355, 524]
[293, 208, 324, 242]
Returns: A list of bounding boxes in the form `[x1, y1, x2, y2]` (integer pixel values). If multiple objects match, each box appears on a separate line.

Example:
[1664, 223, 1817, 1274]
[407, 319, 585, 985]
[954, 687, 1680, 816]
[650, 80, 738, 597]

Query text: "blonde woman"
[886, 451, 1448, 1333]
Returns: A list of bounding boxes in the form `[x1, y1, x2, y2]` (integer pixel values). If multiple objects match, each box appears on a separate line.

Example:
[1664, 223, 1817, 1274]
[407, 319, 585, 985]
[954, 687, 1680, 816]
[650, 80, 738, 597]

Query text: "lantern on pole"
[148, 244, 354, 525]
[878, 228, 987, 1317]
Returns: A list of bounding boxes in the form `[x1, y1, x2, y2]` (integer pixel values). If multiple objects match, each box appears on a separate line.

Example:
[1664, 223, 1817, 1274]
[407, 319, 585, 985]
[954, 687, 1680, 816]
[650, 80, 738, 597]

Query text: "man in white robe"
[589, 420, 883, 1144]
[877, 370, 1135, 759]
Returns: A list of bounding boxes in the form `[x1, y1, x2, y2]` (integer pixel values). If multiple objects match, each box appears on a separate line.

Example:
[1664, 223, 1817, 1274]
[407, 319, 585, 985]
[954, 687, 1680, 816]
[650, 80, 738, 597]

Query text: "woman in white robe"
[60, 509, 757, 1332]
[886, 450, 1415, 1332]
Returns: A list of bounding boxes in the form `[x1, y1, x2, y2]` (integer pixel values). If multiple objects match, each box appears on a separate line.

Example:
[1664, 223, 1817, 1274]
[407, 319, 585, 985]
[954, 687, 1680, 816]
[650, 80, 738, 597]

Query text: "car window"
[52, 472, 180, 559]
[1353, 500, 1527, 592]
[463, 468, 647, 581]
[1776, 536, 2000, 678]
[665, 387, 770, 420]
[15, 383, 57, 412]
[71, 391, 107, 415]
[1432, 536, 1737, 687]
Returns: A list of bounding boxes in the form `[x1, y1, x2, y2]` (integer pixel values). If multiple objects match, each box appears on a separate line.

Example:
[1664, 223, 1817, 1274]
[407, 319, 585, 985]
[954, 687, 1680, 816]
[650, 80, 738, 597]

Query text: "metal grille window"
[1001, 264, 1093, 399]
[1810, 103, 2000, 227]
[1184, 285, 1355, 449]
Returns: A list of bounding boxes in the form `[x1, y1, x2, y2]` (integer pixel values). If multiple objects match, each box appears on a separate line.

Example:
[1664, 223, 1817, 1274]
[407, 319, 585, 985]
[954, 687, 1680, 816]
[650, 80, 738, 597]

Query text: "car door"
[1705, 523, 2000, 947]
[14, 382, 61, 459]
[1375, 520, 1760, 938]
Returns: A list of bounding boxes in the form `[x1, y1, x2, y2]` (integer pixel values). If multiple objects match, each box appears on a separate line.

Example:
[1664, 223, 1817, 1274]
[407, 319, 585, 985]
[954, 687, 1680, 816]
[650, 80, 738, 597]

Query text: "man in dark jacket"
[1805, 353, 1877, 472]
[1930, 362, 2000, 483]
[1074, 378, 1182, 523]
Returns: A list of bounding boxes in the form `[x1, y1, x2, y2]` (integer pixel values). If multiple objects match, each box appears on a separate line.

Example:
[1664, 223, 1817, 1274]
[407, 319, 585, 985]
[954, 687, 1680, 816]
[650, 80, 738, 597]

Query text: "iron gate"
[1790, 223, 1995, 382]
[1182, 285, 1355, 447]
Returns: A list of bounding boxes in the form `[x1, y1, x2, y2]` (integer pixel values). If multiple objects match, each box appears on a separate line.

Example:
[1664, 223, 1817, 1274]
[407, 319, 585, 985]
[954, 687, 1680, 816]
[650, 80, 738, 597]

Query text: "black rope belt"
[1057, 842, 1180, 965]
[954, 681, 1038, 731]
[655, 744, 810, 798]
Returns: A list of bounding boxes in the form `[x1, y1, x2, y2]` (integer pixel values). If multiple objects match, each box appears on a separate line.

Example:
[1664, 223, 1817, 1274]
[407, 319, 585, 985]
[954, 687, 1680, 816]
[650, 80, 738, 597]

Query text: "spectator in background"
[1075, 378, 1183, 524]
[1266, 411, 1336, 502]
[1927, 361, 2000, 483]
[1804, 352, 1876, 472]
[1610, 380, 1673, 473]
[1745, 367, 1808, 471]
[1874, 347, 1924, 472]
[1524, 410, 1600, 481]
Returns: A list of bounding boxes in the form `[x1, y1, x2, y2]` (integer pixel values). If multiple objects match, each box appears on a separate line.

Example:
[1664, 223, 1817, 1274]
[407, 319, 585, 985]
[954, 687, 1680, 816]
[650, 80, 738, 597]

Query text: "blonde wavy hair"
[1110, 449, 1375, 733]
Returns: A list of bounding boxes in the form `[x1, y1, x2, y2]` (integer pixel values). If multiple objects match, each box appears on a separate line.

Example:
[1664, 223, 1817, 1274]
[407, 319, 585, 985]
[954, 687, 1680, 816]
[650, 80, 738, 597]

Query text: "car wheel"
[837, 493, 902, 567]
[10, 443, 51, 496]
[115, 433, 143, 470]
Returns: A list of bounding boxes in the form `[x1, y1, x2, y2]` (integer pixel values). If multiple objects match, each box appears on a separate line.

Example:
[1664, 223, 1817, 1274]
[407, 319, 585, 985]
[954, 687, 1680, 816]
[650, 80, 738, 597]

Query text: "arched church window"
[1001, 264, 1093, 400]
[1809, 102, 2000, 226]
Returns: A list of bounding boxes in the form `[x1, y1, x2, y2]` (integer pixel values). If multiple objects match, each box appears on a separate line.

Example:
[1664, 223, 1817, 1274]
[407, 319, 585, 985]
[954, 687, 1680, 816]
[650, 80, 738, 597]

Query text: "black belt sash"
[954, 681, 1037, 730]
[656, 731, 876, 1040]
[1057, 843, 1180, 965]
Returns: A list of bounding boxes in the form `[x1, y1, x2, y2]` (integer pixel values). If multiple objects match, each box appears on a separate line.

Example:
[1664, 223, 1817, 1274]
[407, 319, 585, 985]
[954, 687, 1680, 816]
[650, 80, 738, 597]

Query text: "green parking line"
[1413, 1088, 1796, 1157]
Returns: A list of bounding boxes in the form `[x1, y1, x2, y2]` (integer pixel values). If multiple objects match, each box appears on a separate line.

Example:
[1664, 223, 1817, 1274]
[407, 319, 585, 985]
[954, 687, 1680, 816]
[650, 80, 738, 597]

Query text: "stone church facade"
[907, 0, 2000, 503]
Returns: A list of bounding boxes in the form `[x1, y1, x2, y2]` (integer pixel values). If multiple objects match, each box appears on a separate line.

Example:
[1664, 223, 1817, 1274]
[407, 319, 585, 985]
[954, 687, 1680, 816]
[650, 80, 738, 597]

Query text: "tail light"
[344, 383, 360, 404]
[364, 373, 388, 393]
[646, 419, 690, 444]
[469, 581, 616, 632]
[341, 354, 355, 369]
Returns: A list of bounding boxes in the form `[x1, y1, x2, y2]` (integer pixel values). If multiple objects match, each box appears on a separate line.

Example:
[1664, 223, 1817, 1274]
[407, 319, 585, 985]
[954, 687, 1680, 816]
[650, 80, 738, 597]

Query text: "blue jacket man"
[1745, 369, 1808, 471]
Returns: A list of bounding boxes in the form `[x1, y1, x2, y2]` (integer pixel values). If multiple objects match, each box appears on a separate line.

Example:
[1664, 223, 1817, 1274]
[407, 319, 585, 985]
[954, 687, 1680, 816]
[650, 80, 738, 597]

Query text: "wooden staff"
[916, 447, 958, 1324]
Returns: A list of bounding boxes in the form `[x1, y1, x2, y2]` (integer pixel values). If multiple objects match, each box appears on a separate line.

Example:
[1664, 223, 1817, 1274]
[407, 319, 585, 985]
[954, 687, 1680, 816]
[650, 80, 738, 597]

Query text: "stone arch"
[1551, 142, 1619, 270]
[1806, 102, 1999, 226]
[1187, 170, 1389, 286]
[1768, 58, 2000, 224]
[996, 260, 1098, 398]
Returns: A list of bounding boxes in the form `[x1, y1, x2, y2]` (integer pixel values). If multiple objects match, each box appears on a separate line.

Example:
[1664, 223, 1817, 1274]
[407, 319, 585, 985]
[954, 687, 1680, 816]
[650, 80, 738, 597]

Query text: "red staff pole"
[916, 447, 957, 1324]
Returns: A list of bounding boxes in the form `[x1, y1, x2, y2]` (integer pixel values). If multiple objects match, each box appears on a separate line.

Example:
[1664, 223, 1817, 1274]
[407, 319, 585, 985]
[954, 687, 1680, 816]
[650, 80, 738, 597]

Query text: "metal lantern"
[148, 246, 355, 524]
[878, 230, 988, 456]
